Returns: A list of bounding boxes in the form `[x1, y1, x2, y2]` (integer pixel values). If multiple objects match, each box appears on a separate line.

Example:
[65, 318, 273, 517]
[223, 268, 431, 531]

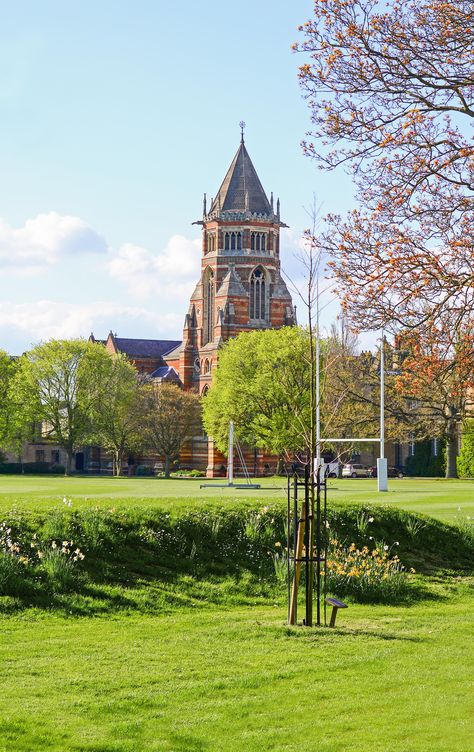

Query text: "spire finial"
[239, 120, 245, 143]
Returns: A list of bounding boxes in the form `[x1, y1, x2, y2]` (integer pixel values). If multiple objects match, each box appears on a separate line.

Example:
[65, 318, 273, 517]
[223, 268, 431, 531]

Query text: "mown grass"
[0, 475, 473, 521]
[0, 583, 472, 751]
[0, 480, 472, 750]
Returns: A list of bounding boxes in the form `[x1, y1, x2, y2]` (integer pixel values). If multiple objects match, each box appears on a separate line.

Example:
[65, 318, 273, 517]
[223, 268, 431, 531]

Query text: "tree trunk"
[164, 455, 171, 478]
[65, 450, 73, 476]
[445, 422, 459, 479]
[114, 450, 122, 477]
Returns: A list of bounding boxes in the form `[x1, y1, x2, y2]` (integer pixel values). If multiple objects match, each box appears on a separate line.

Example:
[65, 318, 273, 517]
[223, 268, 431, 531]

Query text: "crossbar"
[320, 438, 381, 443]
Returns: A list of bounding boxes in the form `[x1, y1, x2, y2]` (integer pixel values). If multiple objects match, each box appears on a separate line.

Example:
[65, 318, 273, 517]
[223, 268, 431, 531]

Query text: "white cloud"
[0, 300, 183, 354]
[0, 212, 108, 271]
[108, 234, 201, 300]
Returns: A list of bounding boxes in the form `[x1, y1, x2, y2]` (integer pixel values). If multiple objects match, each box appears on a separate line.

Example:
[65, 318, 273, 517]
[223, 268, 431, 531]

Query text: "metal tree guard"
[287, 465, 328, 627]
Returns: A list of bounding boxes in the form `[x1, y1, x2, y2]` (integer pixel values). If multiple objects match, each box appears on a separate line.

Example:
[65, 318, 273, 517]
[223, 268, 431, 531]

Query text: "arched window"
[251, 232, 255, 251]
[237, 232, 242, 250]
[203, 268, 215, 345]
[255, 234, 260, 251]
[201, 385, 209, 397]
[231, 232, 236, 251]
[225, 233, 230, 251]
[204, 358, 210, 375]
[261, 233, 266, 252]
[249, 267, 266, 320]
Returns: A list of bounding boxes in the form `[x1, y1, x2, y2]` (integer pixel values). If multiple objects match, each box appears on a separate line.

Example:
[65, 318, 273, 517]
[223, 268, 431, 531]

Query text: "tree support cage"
[287, 466, 328, 627]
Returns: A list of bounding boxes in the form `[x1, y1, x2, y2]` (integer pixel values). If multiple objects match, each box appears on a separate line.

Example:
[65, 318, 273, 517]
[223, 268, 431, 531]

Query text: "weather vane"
[239, 120, 245, 142]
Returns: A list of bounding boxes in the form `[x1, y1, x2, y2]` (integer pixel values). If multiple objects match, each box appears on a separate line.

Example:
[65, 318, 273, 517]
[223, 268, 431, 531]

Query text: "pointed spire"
[210, 138, 272, 216]
[270, 192, 274, 211]
[276, 197, 280, 218]
[203, 193, 207, 217]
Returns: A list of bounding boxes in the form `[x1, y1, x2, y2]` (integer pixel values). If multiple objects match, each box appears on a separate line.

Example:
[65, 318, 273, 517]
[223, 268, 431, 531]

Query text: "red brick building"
[92, 134, 295, 475]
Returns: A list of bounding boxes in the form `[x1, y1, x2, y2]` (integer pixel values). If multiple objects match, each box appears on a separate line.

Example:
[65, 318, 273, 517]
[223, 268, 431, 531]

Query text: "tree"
[295, 0, 474, 336]
[394, 332, 474, 477]
[202, 327, 312, 460]
[142, 383, 201, 478]
[87, 354, 144, 476]
[10, 339, 113, 474]
[0, 351, 18, 453]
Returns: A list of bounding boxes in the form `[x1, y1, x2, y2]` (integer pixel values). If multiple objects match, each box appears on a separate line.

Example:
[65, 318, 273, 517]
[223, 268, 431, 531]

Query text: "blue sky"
[0, 0, 356, 354]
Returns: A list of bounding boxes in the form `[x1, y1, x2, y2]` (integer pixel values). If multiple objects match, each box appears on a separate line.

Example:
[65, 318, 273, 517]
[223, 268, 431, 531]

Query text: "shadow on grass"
[268, 624, 426, 644]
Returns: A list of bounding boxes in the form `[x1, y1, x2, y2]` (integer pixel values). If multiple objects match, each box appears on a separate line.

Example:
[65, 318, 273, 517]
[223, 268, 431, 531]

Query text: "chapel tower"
[178, 127, 295, 396]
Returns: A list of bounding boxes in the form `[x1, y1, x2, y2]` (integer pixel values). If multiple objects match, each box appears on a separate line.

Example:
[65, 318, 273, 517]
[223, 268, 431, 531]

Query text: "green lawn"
[0, 475, 472, 521]
[0, 584, 472, 752]
[0, 476, 472, 750]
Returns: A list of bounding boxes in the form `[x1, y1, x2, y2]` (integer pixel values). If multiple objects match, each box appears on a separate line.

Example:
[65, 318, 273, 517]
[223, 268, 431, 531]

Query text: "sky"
[0, 0, 359, 355]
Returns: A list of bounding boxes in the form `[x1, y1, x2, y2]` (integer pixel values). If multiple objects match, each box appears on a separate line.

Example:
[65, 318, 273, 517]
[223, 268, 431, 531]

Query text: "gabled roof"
[216, 266, 247, 297]
[210, 140, 272, 216]
[149, 366, 181, 382]
[114, 337, 182, 359]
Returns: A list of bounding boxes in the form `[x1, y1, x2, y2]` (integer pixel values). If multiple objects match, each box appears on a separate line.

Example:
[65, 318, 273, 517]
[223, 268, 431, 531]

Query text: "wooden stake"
[289, 501, 306, 625]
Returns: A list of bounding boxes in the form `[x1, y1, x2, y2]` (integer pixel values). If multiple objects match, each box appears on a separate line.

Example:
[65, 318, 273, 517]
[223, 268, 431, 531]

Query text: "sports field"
[0, 475, 472, 521]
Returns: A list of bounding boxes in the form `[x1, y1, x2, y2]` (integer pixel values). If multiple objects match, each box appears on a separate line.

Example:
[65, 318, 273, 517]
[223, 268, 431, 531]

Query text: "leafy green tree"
[10, 339, 113, 475]
[457, 422, 474, 478]
[142, 383, 201, 478]
[87, 354, 144, 476]
[202, 327, 312, 457]
[0, 350, 18, 453]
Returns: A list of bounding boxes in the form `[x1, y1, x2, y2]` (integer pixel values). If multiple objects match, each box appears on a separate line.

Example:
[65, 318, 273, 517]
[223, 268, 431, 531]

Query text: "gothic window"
[231, 232, 236, 251]
[203, 268, 215, 345]
[237, 232, 242, 250]
[249, 267, 266, 320]
[225, 233, 230, 251]
[201, 385, 209, 397]
[250, 232, 267, 253]
[204, 358, 210, 375]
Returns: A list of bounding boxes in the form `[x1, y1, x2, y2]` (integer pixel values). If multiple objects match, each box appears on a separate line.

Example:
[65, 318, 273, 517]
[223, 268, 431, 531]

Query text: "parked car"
[341, 463, 372, 478]
[369, 466, 405, 478]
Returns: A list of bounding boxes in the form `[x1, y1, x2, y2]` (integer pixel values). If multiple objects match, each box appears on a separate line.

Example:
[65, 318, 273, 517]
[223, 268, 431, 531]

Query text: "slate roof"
[210, 141, 272, 216]
[149, 366, 180, 382]
[114, 338, 182, 359]
[216, 266, 247, 297]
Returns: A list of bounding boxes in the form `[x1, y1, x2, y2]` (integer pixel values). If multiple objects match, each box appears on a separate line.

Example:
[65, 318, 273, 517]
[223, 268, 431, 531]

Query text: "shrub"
[22, 462, 52, 474]
[172, 469, 205, 478]
[405, 440, 445, 477]
[136, 465, 154, 476]
[0, 463, 23, 474]
[457, 422, 474, 478]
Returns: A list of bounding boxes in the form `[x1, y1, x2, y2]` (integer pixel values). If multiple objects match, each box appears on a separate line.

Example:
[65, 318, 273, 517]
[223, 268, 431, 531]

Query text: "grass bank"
[0, 501, 471, 616]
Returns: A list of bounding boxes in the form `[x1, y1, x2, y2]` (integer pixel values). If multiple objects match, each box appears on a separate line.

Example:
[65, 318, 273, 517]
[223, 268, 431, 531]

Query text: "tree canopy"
[295, 0, 474, 337]
[142, 383, 201, 478]
[10, 339, 114, 474]
[202, 327, 313, 457]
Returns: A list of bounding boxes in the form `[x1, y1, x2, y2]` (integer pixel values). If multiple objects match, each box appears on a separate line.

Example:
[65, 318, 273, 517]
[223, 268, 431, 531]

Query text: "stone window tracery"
[250, 232, 267, 253]
[249, 266, 267, 320]
[203, 268, 215, 345]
